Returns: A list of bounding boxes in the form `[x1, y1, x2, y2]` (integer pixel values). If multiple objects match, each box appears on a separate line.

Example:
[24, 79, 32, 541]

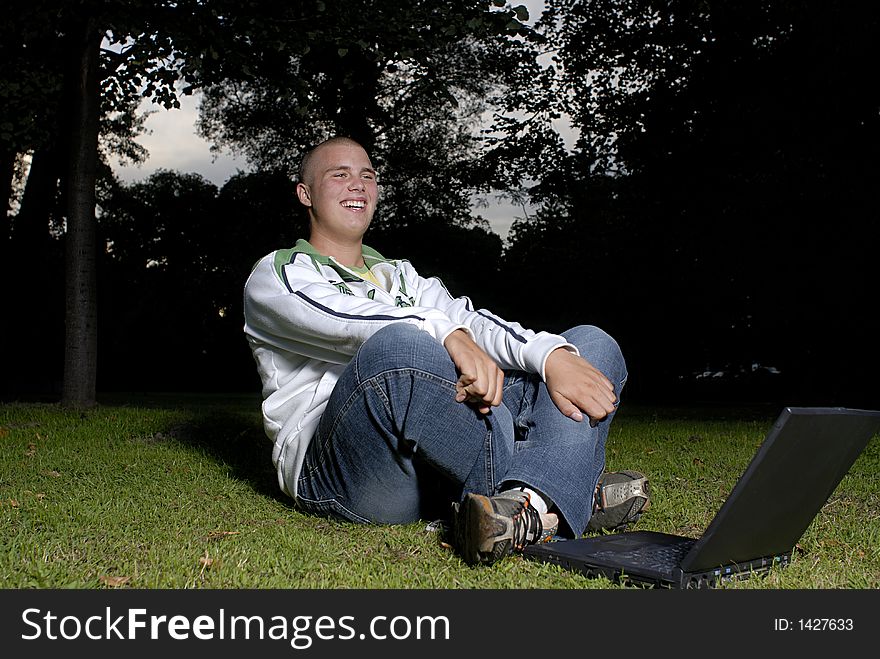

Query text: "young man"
[243, 136, 650, 565]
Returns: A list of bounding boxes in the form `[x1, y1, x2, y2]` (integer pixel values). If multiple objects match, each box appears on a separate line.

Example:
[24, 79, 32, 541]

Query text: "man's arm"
[443, 331, 617, 423]
[443, 328, 504, 415]
[244, 253, 468, 361]
[413, 269, 610, 418]
[414, 274, 576, 379]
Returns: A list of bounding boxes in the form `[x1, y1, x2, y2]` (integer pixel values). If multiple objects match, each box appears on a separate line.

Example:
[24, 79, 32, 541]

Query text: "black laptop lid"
[681, 407, 880, 573]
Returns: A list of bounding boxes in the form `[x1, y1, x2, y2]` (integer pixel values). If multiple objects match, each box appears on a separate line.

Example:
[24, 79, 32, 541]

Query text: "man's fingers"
[458, 382, 496, 407]
[584, 371, 617, 410]
[550, 386, 616, 425]
[457, 373, 476, 387]
[592, 371, 615, 398]
[455, 369, 503, 413]
[492, 369, 504, 407]
[545, 349, 619, 424]
[455, 373, 477, 400]
[550, 391, 585, 422]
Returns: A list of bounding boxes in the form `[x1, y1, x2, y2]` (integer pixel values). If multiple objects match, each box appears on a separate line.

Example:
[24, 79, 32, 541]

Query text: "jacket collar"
[292, 238, 391, 269]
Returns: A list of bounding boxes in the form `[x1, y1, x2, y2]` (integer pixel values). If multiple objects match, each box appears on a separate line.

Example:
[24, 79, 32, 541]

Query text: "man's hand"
[443, 329, 504, 415]
[545, 347, 617, 425]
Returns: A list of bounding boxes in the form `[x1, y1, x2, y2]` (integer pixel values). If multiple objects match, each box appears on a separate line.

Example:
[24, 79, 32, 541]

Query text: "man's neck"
[307, 233, 365, 268]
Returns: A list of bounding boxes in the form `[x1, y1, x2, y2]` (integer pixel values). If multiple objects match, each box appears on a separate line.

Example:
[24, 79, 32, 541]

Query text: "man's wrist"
[542, 344, 578, 380]
[442, 326, 473, 347]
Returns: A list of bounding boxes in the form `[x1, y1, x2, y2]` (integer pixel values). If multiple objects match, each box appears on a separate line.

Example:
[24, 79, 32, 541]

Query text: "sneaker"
[452, 491, 559, 566]
[586, 470, 651, 533]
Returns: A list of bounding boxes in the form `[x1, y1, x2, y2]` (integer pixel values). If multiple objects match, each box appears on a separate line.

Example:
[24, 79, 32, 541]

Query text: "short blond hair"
[298, 136, 365, 184]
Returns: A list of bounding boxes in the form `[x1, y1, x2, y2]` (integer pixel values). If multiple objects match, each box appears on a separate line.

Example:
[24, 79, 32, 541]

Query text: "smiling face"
[296, 139, 378, 250]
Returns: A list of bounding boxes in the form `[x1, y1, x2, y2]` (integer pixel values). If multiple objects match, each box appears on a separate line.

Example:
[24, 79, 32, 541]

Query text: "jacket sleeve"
[244, 254, 468, 363]
[408, 264, 577, 380]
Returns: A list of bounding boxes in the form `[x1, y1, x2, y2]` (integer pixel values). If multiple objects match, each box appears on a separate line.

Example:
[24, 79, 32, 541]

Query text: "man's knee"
[562, 325, 627, 384]
[361, 323, 441, 358]
[562, 324, 621, 355]
[356, 323, 451, 376]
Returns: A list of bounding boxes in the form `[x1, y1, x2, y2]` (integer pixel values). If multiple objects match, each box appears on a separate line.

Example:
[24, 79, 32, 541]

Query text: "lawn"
[2, 395, 878, 589]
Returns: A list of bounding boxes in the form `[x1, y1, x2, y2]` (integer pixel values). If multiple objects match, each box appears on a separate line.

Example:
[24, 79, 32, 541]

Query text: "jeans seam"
[295, 493, 372, 524]
[484, 428, 497, 494]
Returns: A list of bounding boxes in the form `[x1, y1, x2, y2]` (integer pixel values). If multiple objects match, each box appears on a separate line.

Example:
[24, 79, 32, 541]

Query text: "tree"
[3, 0, 274, 404]
[95, 168, 312, 391]
[191, 1, 547, 341]
[507, 1, 880, 404]
[195, 1, 547, 232]
[1, 0, 204, 405]
[3, 0, 547, 405]
[62, 14, 103, 407]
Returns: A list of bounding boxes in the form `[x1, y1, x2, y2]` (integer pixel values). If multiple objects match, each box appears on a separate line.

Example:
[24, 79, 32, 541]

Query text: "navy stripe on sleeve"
[475, 310, 528, 344]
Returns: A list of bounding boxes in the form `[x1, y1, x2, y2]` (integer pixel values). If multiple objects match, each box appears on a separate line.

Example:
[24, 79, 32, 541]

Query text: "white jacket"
[243, 239, 576, 497]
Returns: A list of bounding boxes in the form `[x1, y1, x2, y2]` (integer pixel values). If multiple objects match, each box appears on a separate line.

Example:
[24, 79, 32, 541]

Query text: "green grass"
[1, 396, 877, 589]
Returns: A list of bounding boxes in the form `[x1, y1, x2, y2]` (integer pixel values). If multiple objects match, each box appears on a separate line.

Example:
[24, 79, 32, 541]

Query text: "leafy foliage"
[196, 1, 545, 230]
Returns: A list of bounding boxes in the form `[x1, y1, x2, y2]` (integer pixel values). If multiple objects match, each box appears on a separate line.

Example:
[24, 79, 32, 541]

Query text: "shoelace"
[511, 500, 543, 550]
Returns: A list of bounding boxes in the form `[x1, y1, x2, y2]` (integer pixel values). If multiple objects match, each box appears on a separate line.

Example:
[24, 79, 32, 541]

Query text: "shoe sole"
[587, 472, 651, 532]
[456, 493, 510, 565]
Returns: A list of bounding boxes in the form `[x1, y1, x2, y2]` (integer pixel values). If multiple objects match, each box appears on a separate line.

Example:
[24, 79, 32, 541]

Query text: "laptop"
[524, 407, 880, 588]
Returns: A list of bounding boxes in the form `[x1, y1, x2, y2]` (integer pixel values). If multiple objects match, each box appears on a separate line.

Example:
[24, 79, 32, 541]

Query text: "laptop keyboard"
[594, 539, 696, 571]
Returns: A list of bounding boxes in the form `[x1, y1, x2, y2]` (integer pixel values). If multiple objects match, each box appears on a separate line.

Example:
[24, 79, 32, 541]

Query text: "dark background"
[2, 2, 878, 410]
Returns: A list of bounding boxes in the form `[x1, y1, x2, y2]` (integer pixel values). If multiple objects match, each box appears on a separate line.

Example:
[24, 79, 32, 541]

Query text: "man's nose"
[349, 178, 365, 191]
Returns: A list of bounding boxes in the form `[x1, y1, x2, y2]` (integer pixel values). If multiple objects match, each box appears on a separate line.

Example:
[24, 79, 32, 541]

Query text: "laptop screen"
[681, 407, 880, 573]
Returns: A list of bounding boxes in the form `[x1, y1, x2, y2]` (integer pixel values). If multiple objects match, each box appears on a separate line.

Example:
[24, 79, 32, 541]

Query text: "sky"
[110, 1, 557, 241]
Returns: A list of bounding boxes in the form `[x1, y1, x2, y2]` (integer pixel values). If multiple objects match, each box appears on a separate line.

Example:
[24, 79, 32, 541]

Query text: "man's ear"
[296, 182, 312, 207]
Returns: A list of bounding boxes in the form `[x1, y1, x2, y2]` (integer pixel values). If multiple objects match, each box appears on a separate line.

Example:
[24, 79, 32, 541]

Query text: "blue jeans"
[295, 323, 628, 537]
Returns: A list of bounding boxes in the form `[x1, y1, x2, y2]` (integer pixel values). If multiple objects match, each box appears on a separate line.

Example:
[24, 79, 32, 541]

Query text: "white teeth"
[342, 200, 366, 209]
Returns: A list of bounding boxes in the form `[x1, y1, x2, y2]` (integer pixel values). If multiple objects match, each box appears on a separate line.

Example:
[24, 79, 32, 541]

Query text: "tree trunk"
[61, 17, 101, 409]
